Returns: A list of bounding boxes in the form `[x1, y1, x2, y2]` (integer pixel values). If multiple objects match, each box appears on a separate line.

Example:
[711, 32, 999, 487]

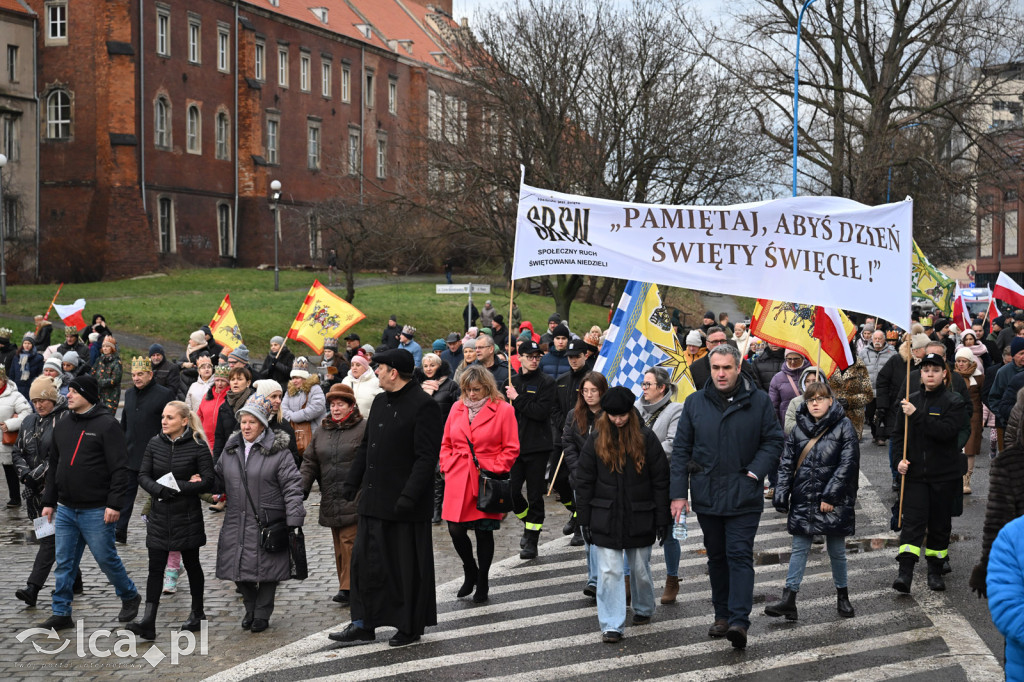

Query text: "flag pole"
[897, 332, 912, 528]
[508, 280, 515, 390]
[43, 282, 64, 320]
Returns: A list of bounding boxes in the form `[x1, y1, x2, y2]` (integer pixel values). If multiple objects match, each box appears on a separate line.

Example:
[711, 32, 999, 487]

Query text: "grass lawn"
[0, 269, 616, 360]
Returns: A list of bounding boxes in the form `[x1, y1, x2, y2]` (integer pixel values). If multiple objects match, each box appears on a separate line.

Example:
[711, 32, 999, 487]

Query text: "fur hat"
[326, 383, 356, 406]
[131, 356, 152, 373]
[68, 375, 99, 405]
[600, 386, 636, 416]
[685, 330, 702, 347]
[236, 394, 273, 428]
[290, 356, 311, 380]
[29, 376, 59, 403]
[911, 333, 932, 351]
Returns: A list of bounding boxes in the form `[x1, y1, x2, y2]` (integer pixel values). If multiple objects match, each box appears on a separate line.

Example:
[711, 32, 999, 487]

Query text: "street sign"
[435, 284, 491, 294]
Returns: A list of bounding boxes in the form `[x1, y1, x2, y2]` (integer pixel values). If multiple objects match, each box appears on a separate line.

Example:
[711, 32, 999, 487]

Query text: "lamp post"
[0, 153, 9, 304]
[792, 0, 819, 197]
[269, 179, 281, 292]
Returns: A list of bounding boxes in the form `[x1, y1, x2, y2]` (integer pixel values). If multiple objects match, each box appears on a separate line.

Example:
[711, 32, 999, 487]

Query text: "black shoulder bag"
[237, 454, 290, 553]
[468, 436, 513, 514]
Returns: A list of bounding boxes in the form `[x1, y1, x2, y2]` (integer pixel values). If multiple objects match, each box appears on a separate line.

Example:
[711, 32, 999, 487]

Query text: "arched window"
[154, 96, 170, 149]
[45, 90, 71, 139]
[186, 105, 201, 154]
[215, 111, 230, 160]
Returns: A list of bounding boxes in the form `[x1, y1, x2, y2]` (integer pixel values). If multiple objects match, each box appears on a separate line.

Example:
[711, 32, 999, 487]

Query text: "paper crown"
[214, 365, 231, 378]
[131, 356, 152, 373]
[0, 327, 11, 339]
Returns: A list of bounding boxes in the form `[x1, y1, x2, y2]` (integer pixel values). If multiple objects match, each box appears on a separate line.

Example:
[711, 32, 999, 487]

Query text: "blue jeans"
[53, 505, 138, 616]
[785, 534, 847, 592]
[888, 438, 899, 479]
[663, 535, 680, 577]
[697, 511, 760, 629]
[585, 541, 598, 587]
[593, 545, 654, 634]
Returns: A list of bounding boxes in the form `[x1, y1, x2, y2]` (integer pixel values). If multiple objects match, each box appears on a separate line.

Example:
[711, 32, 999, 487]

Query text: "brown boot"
[625, 575, 631, 606]
[963, 456, 975, 495]
[660, 576, 679, 604]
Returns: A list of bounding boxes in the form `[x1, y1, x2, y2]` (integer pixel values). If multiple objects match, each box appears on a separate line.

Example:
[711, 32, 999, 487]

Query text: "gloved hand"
[302, 488, 310, 501]
[160, 485, 179, 501]
[581, 526, 593, 545]
[656, 525, 669, 546]
[875, 413, 886, 432]
[394, 495, 415, 515]
[969, 563, 987, 599]
[340, 486, 357, 502]
[20, 472, 39, 491]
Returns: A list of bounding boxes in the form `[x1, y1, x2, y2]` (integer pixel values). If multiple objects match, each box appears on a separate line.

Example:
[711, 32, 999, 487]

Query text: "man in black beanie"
[39, 374, 141, 630]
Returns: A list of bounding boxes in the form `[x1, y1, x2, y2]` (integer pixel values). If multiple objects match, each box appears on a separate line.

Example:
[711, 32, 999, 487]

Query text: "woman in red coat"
[440, 364, 520, 603]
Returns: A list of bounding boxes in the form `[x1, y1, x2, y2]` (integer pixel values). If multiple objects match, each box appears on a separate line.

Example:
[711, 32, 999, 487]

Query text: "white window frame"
[376, 136, 387, 179]
[348, 128, 360, 175]
[45, 90, 71, 139]
[186, 105, 201, 154]
[217, 25, 230, 73]
[388, 78, 397, 115]
[187, 17, 201, 64]
[156, 7, 170, 57]
[215, 111, 230, 160]
[341, 65, 350, 102]
[321, 60, 331, 98]
[300, 53, 311, 92]
[254, 40, 265, 81]
[158, 197, 175, 253]
[278, 46, 288, 87]
[307, 121, 321, 169]
[217, 203, 233, 257]
[45, 2, 67, 45]
[154, 96, 170, 149]
[266, 115, 279, 165]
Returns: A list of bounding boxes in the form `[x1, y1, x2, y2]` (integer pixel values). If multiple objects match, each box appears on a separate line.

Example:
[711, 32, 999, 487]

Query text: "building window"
[444, 95, 465, 144]
[308, 213, 322, 260]
[348, 128, 360, 175]
[217, 203, 233, 257]
[278, 47, 288, 87]
[321, 61, 331, 98]
[3, 197, 16, 239]
[156, 7, 170, 57]
[3, 116, 18, 160]
[186, 105, 200, 154]
[980, 213, 993, 258]
[154, 96, 170, 149]
[188, 18, 200, 64]
[45, 2, 67, 44]
[266, 116, 279, 165]
[6, 45, 17, 83]
[158, 197, 174, 253]
[428, 89, 441, 141]
[376, 137, 387, 179]
[45, 90, 71, 139]
[365, 70, 374, 108]
[217, 26, 230, 72]
[388, 78, 397, 115]
[300, 53, 310, 91]
[254, 41, 265, 81]
[216, 111, 230, 160]
[341, 65, 350, 102]
[307, 121, 320, 169]
[1006, 210, 1020, 257]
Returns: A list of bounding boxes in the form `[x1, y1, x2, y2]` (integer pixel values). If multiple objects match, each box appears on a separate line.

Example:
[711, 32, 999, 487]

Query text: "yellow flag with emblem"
[209, 294, 243, 352]
[750, 299, 856, 378]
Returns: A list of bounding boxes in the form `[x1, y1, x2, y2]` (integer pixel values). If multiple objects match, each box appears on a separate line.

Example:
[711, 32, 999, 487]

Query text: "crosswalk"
[205, 493, 1003, 682]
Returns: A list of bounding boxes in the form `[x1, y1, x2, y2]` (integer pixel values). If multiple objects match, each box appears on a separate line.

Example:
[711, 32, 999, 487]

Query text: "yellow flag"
[287, 280, 366, 354]
[911, 241, 955, 315]
[750, 299, 856, 378]
[209, 294, 243, 352]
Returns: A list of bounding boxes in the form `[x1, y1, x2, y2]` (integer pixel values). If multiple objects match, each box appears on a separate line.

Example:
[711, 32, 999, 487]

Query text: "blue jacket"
[670, 376, 784, 516]
[539, 348, 569, 380]
[987, 515, 1024, 681]
[399, 339, 422, 367]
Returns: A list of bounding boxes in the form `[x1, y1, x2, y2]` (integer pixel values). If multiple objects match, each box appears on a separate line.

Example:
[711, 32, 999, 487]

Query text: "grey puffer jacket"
[300, 412, 366, 528]
[861, 344, 896, 390]
[638, 392, 684, 456]
[215, 428, 305, 583]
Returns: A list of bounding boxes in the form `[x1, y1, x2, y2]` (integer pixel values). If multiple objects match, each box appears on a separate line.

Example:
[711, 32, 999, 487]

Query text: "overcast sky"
[450, 0, 734, 25]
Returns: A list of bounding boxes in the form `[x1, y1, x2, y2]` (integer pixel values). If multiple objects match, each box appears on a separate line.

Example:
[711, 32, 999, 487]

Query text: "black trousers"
[865, 400, 878, 439]
[511, 451, 547, 530]
[3, 463, 20, 503]
[550, 457, 575, 516]
[898, 478, 959, 559]
[27, 534, 82, 589]
[236, 581, 278, 620]
[116, 470, 140, 535]
[145, 548, 204, 607]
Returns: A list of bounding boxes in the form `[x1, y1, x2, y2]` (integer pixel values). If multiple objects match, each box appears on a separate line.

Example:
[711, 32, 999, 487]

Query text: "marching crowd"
[3, 301, 1024, 662]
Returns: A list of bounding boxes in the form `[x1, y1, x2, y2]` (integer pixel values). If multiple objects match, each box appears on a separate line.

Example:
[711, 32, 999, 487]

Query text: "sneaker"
[162, 569, 179, 594]
[602, 630, 622, 643]
[763, 487, 774, 500]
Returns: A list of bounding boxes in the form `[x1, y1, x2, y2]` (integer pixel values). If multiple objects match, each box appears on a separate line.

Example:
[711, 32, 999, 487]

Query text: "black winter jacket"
[213, 387, 254, 462]
[56, 340, 89, 366]
[12, 402, 68, 517]
[576, 424, 670, 549]
[774, 401, 859, 537]
[137, 428, 214, 550]
[670, 376, 784, 516]
[414, 362, 460, 422]
[343, 380, 442, 522]
[561, 408, 598, 489]
[301, 413, 366, 527]
[150, 358, 181, 393]
[894, 382, 968, 483]
[42, 405, 133, 510]
[259, 346, 295, 386]
[970, 446, 1024, 597]
[751, 347, 785, 391]
[511, 367, 556, 456]
[554, 365, 588, 428]
[121, 380, 176, 470]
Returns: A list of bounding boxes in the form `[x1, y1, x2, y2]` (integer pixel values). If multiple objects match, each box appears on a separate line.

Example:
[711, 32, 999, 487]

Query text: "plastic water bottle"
[672, 513, 688, 541]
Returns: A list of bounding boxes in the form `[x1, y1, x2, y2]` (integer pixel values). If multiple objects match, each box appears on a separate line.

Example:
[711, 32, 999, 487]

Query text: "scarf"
[225, 386, 252, 414]
[463, 396, 488, 423]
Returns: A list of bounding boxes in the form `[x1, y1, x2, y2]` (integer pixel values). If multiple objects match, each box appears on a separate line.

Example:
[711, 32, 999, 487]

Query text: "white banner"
[512, 180, 913, 327]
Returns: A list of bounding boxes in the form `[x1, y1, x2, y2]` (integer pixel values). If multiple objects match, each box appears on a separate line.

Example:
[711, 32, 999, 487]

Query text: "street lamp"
[792, 0, 819, 197]
[269, 179, 281, 292]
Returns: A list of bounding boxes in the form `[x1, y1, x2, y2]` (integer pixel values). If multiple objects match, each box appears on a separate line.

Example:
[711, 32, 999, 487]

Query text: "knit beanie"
[911, 333, 931, 351]
[68, 375, 100, 405]
[1011, 337, 1024, 358]
[29, 376, 60, 403]
[252, 379, 283, 398]
[685, 330, 702, 347]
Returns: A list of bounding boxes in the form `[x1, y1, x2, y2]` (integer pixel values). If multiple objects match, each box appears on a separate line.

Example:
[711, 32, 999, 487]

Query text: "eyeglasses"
[641, 382, 657, 388]
[706, 338, 726, 346]
[807, 396, 831, 405]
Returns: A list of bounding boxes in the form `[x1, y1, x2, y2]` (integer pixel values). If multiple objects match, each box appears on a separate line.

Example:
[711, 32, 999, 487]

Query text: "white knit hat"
[685, 330, 702, 346]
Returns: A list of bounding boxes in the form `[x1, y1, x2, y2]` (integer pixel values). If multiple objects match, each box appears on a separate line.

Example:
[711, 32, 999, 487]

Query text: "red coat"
[440, 399, 520, 523]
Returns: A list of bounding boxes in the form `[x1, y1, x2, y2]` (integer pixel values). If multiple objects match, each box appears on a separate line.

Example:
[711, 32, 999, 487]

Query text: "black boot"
[181, 599, 206, 632]
[473, 573, 489, 603]
[16, 583, 41, 607]
[126, 603, 159, 641]
[432, 476, 444, 525]
[892, 553, 916, 593]
[562, 517, 575, 536]
[836, 587, 854, 618]
[569, 525, 585, 547]
[764, 588, 798, 620]
[520, 529, 528, 549]
[72, 571, 84, 595]
[520, 530, 540, 560]
[927, 558, 946, 591]
[456, 563, 478, 598]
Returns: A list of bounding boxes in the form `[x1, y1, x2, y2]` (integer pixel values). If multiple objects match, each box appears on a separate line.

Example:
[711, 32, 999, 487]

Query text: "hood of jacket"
[795, 397, 847, 437]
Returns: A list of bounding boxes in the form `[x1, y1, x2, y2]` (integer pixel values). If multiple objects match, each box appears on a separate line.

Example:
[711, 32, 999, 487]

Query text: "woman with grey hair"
[454, 338, 478, 384]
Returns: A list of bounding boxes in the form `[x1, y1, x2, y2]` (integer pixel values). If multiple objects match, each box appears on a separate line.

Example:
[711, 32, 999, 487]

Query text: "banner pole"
[508, 280, 515, 389]
[42, 282, 64, 320]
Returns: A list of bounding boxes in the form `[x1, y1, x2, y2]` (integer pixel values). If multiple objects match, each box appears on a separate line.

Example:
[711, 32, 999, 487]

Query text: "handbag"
[467, 436, 513, 514]
[289, 527, 308, 580]
[237, 456, 290, 553]
[290, 392, 313, 456]
[3, 415, 19, 445]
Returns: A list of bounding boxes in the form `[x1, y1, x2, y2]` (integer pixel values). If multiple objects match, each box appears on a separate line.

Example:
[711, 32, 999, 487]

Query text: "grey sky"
[451, 0, 733, 25]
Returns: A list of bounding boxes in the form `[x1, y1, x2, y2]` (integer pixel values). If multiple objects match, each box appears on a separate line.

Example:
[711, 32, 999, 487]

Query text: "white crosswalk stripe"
[205, 497, 1001, 682]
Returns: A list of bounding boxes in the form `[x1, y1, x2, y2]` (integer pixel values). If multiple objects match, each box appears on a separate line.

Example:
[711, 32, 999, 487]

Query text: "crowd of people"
[4, 300, 1024, 658]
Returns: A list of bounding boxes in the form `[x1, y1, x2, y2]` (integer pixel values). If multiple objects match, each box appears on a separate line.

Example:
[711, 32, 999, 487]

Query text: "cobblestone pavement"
[0, 486, 573, 681]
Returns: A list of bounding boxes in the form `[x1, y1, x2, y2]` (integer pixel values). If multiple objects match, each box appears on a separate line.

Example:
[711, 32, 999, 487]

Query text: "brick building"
[24, 0, 466, 281]
[975, 129, 1023, 288]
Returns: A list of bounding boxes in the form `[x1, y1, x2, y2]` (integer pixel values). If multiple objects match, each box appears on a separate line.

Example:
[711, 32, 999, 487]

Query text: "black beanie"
[600, 386, 636, 416]
[552, 324, 571, 339]
[69, 374, 100, 405]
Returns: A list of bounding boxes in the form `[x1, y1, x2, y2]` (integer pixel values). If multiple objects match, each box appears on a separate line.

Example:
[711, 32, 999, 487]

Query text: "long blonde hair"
[166, 400, 208, 446]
